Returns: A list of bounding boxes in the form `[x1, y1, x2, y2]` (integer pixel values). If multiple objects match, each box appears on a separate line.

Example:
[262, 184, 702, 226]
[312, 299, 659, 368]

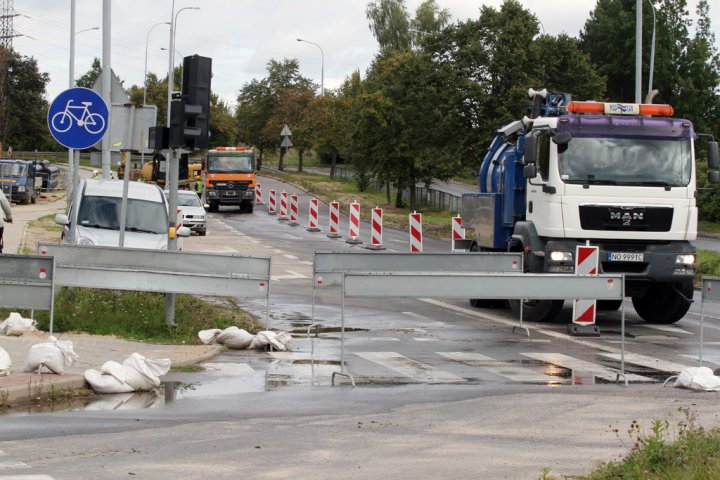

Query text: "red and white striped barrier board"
[572, 245, 600, 325]
[366, 207, 385, 250]
[409, 211, 423, 253]
[268, 189, 277, 215]
[346, 201, 362, 244]
[451, 215, 464, 252]
[278, 191, 288, 220]
[288, 194, 299, 226]
[307, 198, 321, 232]
[255, 183, 263, 204]
[327, 201, 341, 238]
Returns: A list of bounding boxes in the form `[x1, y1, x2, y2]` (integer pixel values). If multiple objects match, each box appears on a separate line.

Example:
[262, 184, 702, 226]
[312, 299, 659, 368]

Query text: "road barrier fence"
[0, 254, 55, 327]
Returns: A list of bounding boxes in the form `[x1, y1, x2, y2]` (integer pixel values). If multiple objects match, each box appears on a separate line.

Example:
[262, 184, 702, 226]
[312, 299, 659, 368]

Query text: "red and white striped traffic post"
[569, 244, 601, 336]
[278, 191, 288, 220]
[268, 189, 277, 215]
[346, 201, 362, 244]
[451, 215, 465, 252]
[307, 198, 321, 232]
[255, 183, 263, 204]
[409, 211, 423, 252]
[327, 201, 341, 239]
[288, 193, 299, 226]
[365, 207, 385, 250]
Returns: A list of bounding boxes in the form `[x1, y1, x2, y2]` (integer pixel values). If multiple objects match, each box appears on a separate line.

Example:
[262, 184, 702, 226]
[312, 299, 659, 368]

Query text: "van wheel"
[209, 201, 219, 212]
[21, 192, 30, 205]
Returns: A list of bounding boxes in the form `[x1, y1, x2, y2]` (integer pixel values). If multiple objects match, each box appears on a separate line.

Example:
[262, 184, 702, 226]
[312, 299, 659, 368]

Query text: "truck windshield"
[558, 137, 692, 187]
[208, 156, 253, 173]
[77, 196, 167, 234]
[0, 163, 27, 177]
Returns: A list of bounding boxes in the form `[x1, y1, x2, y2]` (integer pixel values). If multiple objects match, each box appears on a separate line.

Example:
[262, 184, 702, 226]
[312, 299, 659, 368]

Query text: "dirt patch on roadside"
[19, 214, 62, 254]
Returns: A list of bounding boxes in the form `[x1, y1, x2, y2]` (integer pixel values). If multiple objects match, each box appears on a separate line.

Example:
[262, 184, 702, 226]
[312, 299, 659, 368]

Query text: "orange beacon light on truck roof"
[567, 101, 674, 117]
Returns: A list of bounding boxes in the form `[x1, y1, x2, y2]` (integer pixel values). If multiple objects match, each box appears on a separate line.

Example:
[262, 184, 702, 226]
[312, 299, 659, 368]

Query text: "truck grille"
[579, 206, 673, 232]
[213, 181, 249, 190]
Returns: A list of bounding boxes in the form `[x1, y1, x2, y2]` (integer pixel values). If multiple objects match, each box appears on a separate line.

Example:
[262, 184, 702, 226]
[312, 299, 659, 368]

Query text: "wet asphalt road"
[3, 174, 720, 479]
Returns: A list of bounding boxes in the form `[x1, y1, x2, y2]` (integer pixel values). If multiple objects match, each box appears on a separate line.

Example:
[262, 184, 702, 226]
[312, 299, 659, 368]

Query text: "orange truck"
[203, 147, 256, 213]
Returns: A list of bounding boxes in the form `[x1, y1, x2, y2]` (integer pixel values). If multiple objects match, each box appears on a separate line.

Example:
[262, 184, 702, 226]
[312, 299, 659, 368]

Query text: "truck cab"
[203, 147, 256, 213]
[0, 159, 42, 205]
[461, 91, 719, 324]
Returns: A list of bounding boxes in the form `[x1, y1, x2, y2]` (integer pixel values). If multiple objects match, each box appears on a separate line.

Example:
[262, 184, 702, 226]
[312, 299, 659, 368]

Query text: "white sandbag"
[249, 330, 290, 351]
[84, 368, 135, 394]
[675, 366, 720, 391]
[0, 347, 10, 376]
[122, 353, 171, 391]
[0, 312, 37, 336]
[198, 328, 223, 345]
[84, 353, 171, 394]
[216, 326, 254, 349]
[25, 336, 78, 374]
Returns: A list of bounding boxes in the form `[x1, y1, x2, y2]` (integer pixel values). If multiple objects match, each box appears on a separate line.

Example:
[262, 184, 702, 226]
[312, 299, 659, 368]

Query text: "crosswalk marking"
[0, 462, 31, 470]
[354, 352, 466, 383]
[599, 353, 689, 373]
[520, 353, 655, 382]
[438, 352, 560, 383]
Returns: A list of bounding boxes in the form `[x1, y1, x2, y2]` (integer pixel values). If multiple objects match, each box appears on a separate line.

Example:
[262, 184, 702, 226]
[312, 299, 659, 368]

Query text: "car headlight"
[77, 236, 94, 246]
[549, 251, 573, 262]
[676, 254, 696, 265]
[16, 186, 25, 192]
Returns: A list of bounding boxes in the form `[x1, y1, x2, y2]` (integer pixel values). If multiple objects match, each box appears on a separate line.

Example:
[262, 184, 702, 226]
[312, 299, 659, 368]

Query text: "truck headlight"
[676, 254, 696, 266]
[549, 251, 573, 262]
[16, 186, 25, 192]
[548, 250, 574, 273]
[208, 190, 217, 197]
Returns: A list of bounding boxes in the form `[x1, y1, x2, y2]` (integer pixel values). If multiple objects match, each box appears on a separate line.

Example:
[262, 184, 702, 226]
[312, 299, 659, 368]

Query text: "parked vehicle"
[459, 89, 719, 324]
[203, 147, 256, 213]
[117, 152, 201, 188]
[55, 178, 189, 249]
[167, 190, 207, 236]
[0, 159, 42, 204]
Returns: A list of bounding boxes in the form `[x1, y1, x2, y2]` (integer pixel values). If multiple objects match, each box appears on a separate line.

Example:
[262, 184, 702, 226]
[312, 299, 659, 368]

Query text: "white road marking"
[412, 338, 436, 342]
[520, 353, 655, 382]
[299, 261, 313, 265]
[438, 352, 559, 383]
[682, 354, 720, 365]
[0, 477, 56, 480]
[202, 363, 256, 375]
[0, 450, 5, 456]
[639, 324, 692, 335]
[355, 352, 466, 383]
[599, 353, 689, 373]
[0, 462, 31, 470]
[283, 254, 299, 260]
[271, 270, 309, 281]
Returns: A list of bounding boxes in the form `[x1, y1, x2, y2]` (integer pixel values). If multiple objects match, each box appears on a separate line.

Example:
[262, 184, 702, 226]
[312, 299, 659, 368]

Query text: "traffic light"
[181, 55, 212, 149]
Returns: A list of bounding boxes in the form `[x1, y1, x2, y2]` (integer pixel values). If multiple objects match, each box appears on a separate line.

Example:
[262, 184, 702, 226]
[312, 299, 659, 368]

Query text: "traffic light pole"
[165, 146, 179, 326]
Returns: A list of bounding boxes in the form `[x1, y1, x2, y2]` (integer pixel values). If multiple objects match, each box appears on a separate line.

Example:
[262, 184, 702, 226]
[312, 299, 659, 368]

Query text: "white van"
[55, 178, 188, 249]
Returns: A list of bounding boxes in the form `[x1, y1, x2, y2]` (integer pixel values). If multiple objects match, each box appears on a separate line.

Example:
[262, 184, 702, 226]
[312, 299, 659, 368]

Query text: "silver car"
[170, 190, 207, 236]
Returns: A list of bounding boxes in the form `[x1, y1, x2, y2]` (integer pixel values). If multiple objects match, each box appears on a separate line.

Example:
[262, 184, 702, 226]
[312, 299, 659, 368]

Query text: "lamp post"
[297, 38, 324, 95]
[167, 5, 200, 128]
[647, 0, 657, 100]
[144, 22, 169, 105]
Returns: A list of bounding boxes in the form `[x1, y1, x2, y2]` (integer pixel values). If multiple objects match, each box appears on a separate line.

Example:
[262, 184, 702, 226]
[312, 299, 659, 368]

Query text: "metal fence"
[0, 253, 55, 320]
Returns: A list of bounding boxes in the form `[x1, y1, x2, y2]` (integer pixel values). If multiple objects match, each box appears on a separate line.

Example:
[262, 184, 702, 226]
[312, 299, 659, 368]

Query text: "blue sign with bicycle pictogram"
[47, 87, 109, 149]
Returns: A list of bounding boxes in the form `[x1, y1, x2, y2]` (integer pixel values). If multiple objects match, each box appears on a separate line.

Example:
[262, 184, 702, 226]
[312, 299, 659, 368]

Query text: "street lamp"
[144, 22, 170, 105]
[161, 47, 183, 65]
[167, 5, 200, 128]
[647, 0, 657, 101]
[297, 38, 324, 95]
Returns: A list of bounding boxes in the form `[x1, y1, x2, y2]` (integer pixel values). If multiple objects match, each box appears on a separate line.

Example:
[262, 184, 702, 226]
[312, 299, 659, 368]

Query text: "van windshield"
[0, 163, 27, 177]
[77, 196, 167, 234]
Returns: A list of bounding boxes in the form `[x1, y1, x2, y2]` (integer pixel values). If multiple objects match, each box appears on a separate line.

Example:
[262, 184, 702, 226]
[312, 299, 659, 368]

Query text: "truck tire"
[241, 201, 254, 213]
[508, 299, 564, 322]
[632, 280, 693, 324]
[21, 192, 30, 205]
[597, 300, 622, 310]
[468, 243, 504, 308]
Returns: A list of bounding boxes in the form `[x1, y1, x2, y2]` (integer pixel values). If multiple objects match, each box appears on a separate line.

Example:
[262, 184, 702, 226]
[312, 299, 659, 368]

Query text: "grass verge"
[261, 169, 456, 239]
[540, 408, 720, 480]
[18, 213, 63, 254]
[699, 220, 720, 235]
[697, 249, 720, 283]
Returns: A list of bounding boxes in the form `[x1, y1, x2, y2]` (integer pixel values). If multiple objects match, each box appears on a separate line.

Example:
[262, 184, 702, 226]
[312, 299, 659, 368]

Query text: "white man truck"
[459, 89, 720, 324]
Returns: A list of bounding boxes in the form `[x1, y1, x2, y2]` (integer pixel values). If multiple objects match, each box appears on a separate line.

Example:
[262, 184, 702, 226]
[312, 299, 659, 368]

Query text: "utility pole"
[165, 0, 177, 326]
[635, 0, 642, 103]
[101, 0, 111, 179]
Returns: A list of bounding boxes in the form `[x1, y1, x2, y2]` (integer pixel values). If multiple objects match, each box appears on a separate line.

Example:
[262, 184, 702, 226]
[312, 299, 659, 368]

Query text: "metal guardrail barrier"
[331, 271, 627, 387]
[0, 253, 56, 331]
[37, 243, 272, 332]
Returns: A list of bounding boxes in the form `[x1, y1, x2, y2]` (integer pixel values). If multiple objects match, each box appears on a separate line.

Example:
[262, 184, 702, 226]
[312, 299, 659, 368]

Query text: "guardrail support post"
[332, 272, 355, 387]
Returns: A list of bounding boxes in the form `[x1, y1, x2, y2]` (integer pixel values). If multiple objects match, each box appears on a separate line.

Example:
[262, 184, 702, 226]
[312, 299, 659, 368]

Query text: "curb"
[0, 373, 86, 406]
[171, 344, 223, 366]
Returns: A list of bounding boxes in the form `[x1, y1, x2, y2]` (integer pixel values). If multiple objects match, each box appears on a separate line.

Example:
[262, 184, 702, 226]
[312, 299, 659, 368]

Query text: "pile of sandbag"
[198, 327, 292, 351]
[25, 336, 78, 374]
[674, 366, 720, 391]
[84, 353, 171, 394]
[0, 347, 10, 376]
[1, 312, 37, 336]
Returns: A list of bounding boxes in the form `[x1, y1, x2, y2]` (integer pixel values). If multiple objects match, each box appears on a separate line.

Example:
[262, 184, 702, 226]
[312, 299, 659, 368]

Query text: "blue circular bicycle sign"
[47, 87, 109, 149]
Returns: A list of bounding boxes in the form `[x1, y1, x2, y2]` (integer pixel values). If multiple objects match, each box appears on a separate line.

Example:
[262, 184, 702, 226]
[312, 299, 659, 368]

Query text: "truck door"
[525, 132, 562, 236]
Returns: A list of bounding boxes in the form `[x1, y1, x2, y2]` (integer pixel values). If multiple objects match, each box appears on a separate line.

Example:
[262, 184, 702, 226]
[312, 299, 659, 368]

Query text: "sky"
[11, 0, 720, 109]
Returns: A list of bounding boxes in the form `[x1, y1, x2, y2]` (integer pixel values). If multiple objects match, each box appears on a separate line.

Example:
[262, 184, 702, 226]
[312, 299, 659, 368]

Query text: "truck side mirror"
[551, 131, 572, 146]
[708, 141, 719, 170]
[523, 135, 537, 165]
[523, 164, 537, 179]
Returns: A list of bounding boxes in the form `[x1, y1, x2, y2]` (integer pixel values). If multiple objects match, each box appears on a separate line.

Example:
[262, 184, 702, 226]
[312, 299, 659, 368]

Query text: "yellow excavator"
[118, 152, 202, 188]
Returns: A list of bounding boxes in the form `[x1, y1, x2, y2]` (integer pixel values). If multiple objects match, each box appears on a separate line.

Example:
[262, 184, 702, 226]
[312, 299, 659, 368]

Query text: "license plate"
[608, 252, 644, 262]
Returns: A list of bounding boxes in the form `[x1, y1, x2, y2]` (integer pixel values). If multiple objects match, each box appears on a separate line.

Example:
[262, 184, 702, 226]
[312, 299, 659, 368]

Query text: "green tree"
[209, 94, 237, 148]
[75, 57, 102, 88]
[235, 78, 275, 165]
[366, 0, 412, 51]
[410, 0, 450, 44]
[0, 50, 54, 151]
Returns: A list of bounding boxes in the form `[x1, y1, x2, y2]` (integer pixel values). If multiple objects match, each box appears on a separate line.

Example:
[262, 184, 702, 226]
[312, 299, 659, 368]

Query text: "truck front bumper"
[206, 188, 254, 204]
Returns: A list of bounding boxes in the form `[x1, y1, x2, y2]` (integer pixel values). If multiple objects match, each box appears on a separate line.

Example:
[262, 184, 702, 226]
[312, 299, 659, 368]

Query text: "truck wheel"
[21, 192, 30, 205]
[632, 280, 693, 324]
[508, 299, 564, 322]
[597, 300, 622, 310]
[468, 243, 503, 308]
